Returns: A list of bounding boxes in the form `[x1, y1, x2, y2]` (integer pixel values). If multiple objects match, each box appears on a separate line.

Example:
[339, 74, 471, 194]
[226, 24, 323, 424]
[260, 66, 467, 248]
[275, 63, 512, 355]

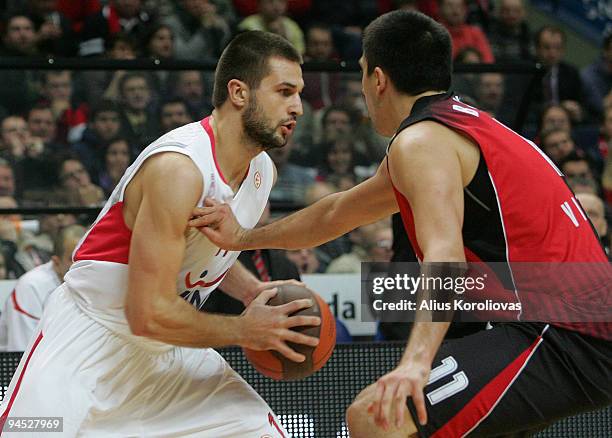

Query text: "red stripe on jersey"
[74, 202, 132, 264]
[11, 290, 39, 320]
[432, 332, 544, 438]
[0, 332, 44, 426]
[200, 117, 228, 185]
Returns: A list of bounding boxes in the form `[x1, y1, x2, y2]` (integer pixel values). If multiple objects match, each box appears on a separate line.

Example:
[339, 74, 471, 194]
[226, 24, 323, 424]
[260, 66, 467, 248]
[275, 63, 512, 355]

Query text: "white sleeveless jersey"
[64, 117, 274, 335]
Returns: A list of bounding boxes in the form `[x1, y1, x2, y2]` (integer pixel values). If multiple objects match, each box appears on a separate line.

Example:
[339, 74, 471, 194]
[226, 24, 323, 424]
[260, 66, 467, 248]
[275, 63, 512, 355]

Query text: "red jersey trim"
[432, 326, 547, 438]
[0, 332, 44, 426]
[11, 290, 39, 321]
[200, 117, 228, 185]
[74, 202, 132, 264]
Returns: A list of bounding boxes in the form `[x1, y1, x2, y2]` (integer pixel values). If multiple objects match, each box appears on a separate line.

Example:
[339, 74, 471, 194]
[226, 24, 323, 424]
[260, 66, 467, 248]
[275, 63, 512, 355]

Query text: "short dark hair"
[118, 72, 151, 98]
[362, 10, 452, 96]
[90, 100, 120, 120]
[212, 31, 302, 108]
[159, 97, 193, 118]
[535, 25, 566, 46]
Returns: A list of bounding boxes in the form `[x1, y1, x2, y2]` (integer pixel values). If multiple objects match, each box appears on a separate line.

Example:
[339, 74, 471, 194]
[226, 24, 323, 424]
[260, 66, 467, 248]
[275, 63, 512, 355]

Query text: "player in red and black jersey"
[190, 10, 611, 438]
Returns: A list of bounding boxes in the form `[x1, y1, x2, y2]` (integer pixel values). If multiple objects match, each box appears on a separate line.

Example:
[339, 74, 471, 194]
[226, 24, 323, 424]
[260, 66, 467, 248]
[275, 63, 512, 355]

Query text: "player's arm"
[190, 158, 399, 250]
[125, 153, 319, 360]
[371, 125, 467, 429]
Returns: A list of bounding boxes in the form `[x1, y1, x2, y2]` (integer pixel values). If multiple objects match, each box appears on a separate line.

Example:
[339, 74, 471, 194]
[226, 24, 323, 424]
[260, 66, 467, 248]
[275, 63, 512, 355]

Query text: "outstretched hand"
[368, 361, 430, 430]
[189, 198, 248, 250]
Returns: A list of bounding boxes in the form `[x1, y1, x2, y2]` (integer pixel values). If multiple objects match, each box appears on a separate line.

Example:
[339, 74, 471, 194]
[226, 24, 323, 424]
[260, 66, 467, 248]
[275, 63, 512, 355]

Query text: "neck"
[210, 107, 260, 191]
[386, 90, 446, 134]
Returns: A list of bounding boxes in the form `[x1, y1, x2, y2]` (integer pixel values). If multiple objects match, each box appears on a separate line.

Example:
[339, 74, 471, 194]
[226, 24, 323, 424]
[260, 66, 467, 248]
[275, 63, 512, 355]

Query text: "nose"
[290, 93, 303, 118]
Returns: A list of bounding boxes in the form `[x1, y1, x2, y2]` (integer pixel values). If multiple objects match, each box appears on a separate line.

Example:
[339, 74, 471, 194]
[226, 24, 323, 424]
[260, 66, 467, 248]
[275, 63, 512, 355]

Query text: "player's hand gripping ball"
[243, 284, 336, 380]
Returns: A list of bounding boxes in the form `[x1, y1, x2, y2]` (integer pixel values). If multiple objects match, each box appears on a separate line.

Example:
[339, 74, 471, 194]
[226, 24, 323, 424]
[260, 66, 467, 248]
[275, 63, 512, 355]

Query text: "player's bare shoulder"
[123, 152, 203, 229]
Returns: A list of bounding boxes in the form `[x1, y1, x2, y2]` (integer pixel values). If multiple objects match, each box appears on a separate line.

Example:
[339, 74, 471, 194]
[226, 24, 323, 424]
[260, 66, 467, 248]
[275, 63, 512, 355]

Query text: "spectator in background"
[164, 0, 230, 61]
[159, 98, 193, 134]
[0, 160, 16, 198]
[316, 139, 360, 192]
[22, 0, 76, 56]
[534, 25, 583, 123]
[239, 0, 305, 54]
[474, 72, 507, 122]
[452, 46, 482, 100]
[0, 13, 40, 115]
[27, 104, 65, 152]
[73, 100, 122, 182]
[98, 137, 132, 196]
[267, 135, 315, 206]
[581, 32, 612, 122]
[301, 23, 340, 110]
[0, 224, 86, 352]
[56, 157, 105, 207]
[0, 115, 40, 163]
[0, 12, 38, 56]
[540, 127, 577, 165]
[40, 70, 88, 144]
[538, 103, 572, 135]
[576, 193, 609, 256]
[486, 0, 532, 62]
[326, 221, 393, 273]
[567, 175, 599, 196]
[117, 72, 158, 152]
[56, 0, 101, 34]
[285, 247, 323, 274]
[438, 0, 494, 63]
[559, 152, 596, 184]
[599, 105, 612, 159]
[168, 70, 212, 119]
[79, 0, 156, 56]
[141, 22, 174, 59]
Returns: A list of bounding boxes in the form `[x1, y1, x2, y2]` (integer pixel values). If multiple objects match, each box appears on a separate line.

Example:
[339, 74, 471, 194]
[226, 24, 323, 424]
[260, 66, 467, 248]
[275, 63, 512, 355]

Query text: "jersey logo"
[184, 269, 228, 289]
[254, 171, 262, 189]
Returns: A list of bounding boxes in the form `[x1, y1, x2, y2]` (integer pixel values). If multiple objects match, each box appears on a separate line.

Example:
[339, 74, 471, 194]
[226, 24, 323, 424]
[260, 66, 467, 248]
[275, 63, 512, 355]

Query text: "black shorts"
[406, 323, 612, 437]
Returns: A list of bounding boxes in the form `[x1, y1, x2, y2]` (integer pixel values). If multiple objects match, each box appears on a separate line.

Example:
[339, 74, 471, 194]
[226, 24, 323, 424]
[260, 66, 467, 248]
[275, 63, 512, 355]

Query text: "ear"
[227, 79, 249, 109]
[373, 67, 387, 97]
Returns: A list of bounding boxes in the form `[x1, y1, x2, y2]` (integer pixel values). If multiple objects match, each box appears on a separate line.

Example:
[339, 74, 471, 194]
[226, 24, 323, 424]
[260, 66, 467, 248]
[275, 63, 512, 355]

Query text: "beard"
[242, 94, 288, 151]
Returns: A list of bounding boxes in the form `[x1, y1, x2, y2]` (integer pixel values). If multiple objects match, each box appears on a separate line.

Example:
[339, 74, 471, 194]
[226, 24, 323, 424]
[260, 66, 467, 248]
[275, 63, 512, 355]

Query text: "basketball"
[243, 284, 336, 380]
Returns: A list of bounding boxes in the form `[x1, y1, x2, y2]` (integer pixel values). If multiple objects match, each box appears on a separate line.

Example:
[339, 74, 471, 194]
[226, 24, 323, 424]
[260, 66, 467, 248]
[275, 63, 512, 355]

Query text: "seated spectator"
[452, 47, 482, 100]
[141, 22, 175, 59]
[267, 136, 315, 206]
[73, 100, 122, 182]
[540, 127, 577, 165]
[26, 104, 65, 153]
[567, 175, 599, 196]
[55, 157, 105, 207]
[537, 103, 572, 139]
[559, 152, 596, 182]
[0, 159, 16, 199]
[0, 115, 40, 163]
[22, 0, 77, 56]
[117, 72, 159, 152]
[0, 195, 52, 276]
[581, 32, 612, 121]
[79, 0, 156, 56]
[238, 0, 305, 54]
[98, 137, 132, 196]
[326, 221, 393, 273]
[168, 70, 212, 120]
[285, 247, 324, 274]
[0, 224, 86, 352]
[438, 0, 494, 63]
[575, 193, 610, 258]
[533, 25, 583, 123]
[486, 0, 532, 62]
[39, 70, 88, 144]
[316, 139, 360, 192]
[0, 13, 40, 115]
[164, 0, 231, 61]
[599, 105, 612, 159]
[474, 72, 508, 122]
[0, 12, 38, 57]
[302, 23, 340, 110]
[159, 98, 194, 134]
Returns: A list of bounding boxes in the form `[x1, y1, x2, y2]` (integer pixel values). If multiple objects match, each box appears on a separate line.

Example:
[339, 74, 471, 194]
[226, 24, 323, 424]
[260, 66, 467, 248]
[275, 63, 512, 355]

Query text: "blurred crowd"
[0, 0, 609, 284]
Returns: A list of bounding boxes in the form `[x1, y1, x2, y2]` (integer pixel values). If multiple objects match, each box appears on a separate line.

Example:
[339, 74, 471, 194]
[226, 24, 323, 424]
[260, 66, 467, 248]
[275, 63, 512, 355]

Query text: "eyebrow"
[278, 82, 298, 88]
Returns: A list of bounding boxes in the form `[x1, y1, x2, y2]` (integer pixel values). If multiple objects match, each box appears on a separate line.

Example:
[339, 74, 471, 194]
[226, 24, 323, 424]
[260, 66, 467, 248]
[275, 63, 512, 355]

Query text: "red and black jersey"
[388, 91, 611, 340]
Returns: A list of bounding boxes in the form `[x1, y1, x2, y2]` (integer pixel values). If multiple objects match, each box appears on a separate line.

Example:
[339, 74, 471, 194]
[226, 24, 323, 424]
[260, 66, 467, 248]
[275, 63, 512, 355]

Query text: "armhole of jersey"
[118, 145, 195, 202]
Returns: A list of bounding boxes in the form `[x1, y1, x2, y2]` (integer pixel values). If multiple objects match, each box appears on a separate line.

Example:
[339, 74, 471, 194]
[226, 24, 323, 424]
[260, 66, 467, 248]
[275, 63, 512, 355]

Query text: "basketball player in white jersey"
[0, 31, 319, 437]
[0, 225, 86, 352]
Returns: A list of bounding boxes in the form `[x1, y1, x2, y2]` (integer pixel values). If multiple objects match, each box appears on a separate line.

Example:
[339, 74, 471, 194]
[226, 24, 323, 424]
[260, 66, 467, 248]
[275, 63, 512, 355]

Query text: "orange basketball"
[243, 284, 336, 380]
